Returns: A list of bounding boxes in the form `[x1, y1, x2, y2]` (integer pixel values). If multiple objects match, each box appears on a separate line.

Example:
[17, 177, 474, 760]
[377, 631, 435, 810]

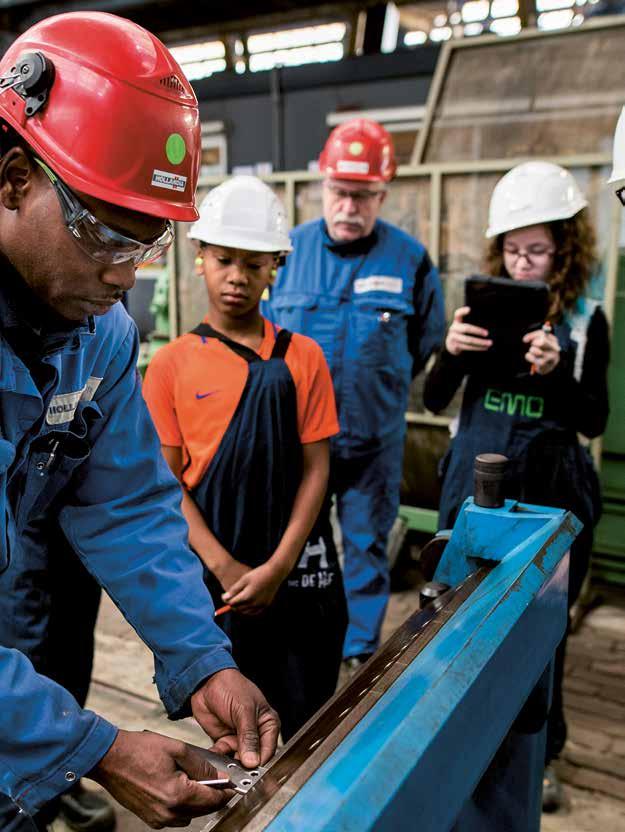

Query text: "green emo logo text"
[484, 388, 544, 419]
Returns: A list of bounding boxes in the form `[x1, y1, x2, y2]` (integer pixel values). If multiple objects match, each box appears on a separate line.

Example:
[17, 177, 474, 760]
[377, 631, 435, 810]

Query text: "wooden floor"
[553, 594, 625, 808]
[51, 584, 625, 832]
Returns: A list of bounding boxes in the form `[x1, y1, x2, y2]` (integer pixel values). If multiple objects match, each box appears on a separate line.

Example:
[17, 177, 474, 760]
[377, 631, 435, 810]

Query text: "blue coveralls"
[189, 323, 347, 741]
[264, 218, 445, 658]
[0, 275, 235, 829]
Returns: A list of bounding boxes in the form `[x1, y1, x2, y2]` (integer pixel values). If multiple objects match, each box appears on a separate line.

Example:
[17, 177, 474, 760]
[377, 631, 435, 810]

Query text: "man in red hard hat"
[0, 12, 279, 831]
[264, 118, 445, 668]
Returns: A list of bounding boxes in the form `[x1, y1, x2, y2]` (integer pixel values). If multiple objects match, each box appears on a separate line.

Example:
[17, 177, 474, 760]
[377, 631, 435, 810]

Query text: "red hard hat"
[0, 11, 200, 221]
[318, 118, 397, 183]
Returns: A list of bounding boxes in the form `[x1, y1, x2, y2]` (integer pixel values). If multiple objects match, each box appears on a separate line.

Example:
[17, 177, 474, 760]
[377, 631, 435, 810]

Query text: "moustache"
[332, 212, 365, 227]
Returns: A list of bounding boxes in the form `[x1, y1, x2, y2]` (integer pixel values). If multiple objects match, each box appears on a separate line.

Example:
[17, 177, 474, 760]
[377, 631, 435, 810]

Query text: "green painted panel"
[398, 505, 439, 535]
[594, 505, 625, 556]
[603, 254, 625, 454]
[599, 457, 625, 501]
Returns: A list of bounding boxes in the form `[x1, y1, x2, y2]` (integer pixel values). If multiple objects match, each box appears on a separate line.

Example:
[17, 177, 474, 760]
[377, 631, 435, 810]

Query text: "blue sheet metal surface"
[264, 499, 580, 832]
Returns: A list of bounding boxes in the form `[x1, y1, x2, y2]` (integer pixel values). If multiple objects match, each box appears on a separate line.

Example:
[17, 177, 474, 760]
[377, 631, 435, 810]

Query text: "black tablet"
[463, 275, 550, 375]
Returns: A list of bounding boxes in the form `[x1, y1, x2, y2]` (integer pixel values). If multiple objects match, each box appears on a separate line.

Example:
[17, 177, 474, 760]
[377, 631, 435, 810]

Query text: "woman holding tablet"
[424, 161, 609, 812]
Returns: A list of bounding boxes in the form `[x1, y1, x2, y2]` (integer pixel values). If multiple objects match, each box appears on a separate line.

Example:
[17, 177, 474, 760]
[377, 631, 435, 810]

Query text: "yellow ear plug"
[195, 256, 204, 266]
[194, 255, 204, 276]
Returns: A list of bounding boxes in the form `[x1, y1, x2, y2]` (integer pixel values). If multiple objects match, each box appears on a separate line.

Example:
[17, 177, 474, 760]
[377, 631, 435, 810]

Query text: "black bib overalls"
[189, 324, 347, 740]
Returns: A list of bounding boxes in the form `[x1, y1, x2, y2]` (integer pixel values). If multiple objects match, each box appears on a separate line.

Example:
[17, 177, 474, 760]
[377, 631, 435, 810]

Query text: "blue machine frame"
[224, 498, 580, 832]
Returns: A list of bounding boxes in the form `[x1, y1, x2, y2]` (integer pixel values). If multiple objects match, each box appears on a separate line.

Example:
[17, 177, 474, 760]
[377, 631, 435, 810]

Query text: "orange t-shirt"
[143, 317, 339, 490]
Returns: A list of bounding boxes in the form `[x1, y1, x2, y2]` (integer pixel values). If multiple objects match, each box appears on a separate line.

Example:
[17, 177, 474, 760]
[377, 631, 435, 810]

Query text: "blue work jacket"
[263, 219, 445, 455]
[0, 284, 234, 817]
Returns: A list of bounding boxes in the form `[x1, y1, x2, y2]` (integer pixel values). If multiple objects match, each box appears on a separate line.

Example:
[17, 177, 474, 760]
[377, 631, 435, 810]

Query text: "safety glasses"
[502, 245, 555, 264]
[35, 158, 174, 266]
[324, 181, 385, 204]
[616, 186, 625, 207]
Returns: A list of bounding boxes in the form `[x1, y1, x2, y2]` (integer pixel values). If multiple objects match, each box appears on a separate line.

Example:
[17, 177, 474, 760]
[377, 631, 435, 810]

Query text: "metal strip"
[191, 747, 268, 794]
[202, 567, 491, 832]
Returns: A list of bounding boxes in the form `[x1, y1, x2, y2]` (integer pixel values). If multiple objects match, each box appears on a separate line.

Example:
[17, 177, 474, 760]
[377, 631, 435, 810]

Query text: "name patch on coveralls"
[46, 377, 103, 425]
[354, 276, 403, 295]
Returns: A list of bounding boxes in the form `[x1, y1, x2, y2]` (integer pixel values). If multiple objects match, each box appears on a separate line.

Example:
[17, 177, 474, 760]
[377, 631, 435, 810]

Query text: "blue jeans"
[332, 440, 403, 659]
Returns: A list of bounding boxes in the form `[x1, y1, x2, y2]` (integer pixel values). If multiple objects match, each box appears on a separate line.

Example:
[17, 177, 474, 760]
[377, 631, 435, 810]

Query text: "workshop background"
[2, 1, 624, 830]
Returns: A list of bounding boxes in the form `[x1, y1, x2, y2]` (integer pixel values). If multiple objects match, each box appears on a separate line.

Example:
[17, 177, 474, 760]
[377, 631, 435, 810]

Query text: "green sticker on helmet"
[166, 133, 186, 165]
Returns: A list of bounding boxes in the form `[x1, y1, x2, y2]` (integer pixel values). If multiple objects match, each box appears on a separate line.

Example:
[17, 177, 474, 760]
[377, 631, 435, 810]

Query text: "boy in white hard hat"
[143, 176, 348, 740]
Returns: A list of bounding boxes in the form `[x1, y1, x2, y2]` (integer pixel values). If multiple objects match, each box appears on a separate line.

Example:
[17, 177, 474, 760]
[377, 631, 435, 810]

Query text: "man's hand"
[222, 562, 285, 614]
[191, 668, 280, 769]
[88, 729, 231, 829]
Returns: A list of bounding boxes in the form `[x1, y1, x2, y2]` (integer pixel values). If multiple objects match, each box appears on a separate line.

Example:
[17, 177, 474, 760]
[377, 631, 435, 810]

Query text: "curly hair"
[484, 208, 597, 321]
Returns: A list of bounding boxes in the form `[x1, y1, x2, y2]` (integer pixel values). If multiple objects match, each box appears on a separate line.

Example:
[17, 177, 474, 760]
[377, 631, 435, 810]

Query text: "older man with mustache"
[264, 118, 444, 668]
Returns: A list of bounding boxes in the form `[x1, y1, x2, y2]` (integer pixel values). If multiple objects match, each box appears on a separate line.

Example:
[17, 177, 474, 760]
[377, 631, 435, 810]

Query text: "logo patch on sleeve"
[354, 276, 403, 294]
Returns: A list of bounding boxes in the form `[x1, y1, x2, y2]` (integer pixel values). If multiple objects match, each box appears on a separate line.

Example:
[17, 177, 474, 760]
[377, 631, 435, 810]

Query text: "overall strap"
[190, 322, 261, 364]
[191, 322, 294, 363]
[271, 328, 293, 360]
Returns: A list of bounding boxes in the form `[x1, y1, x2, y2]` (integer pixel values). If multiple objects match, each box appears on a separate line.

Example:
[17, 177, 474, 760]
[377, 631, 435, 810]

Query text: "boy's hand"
[214, 557, 252, 593]
[222, 562, 285, 615]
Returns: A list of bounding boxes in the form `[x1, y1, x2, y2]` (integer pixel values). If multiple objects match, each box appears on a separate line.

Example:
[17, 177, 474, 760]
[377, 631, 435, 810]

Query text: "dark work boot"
[57, 783, 115, 831]
[542, 765, 564, 813]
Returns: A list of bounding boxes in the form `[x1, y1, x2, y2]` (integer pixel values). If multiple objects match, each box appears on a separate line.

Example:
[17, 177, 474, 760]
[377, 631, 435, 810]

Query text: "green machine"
[138, 269, 171, 376]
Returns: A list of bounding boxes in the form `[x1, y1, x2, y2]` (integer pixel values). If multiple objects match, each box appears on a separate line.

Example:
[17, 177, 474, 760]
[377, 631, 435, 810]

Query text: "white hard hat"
[608, 106, 625, 190]
[188, 176, 292, 252]
[486, 161, 588, 239]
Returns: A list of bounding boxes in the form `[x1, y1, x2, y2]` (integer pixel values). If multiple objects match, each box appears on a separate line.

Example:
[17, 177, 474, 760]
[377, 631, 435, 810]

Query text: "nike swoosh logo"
[196, 391, 217, 400]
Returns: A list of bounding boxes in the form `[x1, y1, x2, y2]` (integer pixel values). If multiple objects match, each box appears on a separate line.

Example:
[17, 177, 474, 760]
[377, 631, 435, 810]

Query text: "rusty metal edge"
[201, 568, 490, 832]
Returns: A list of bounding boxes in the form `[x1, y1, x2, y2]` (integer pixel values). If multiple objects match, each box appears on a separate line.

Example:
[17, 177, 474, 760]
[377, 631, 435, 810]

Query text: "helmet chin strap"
[0, 52, 55, 118]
